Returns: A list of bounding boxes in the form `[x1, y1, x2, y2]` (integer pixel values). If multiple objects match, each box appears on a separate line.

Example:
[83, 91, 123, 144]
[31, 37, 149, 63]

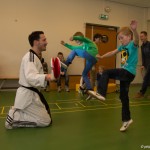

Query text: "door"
[85, 24, 118, 83]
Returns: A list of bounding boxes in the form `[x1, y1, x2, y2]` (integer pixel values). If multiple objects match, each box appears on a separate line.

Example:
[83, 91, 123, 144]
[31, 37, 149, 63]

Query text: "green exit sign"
[99, 14, 109, 20]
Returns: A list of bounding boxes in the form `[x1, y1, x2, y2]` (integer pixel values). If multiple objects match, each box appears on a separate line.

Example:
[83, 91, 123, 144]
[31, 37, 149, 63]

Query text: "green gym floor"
[0, 85, 150, 150]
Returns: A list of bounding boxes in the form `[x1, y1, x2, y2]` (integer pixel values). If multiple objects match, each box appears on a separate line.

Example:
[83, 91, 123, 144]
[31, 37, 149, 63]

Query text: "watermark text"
[141, 145, 150, 149]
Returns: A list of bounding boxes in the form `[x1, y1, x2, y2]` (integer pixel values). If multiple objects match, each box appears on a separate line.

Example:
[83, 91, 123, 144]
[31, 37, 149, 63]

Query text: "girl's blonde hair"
[118, 27, 133, 39]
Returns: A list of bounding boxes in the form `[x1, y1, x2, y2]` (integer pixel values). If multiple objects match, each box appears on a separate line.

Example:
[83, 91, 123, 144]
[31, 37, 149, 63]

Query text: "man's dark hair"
[28, 31, 44, 47]
[93, 33, 102, 41]
[140, 31, 147, 36]
[57, 52, 63, 56]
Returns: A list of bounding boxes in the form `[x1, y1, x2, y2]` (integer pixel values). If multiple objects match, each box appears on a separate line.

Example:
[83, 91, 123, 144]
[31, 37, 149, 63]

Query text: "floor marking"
[60, 106, 83, 110]
[0, 97, 150, 117]
[96, 100, 107, 105]
[51, 102, 150, 114]
[78, 102, 86, 107]
[48, 99, 81, 105]
[0, 99, 150, 111]
[55, 103, 62, 110]
[1, 107, 4, 114]
[0, 102, 150, 118]
[130, 100, 150, 103]
[49, 99, 109, 105]
[48, 98, 80, 103]
[0, 116, 5, 119]
[130, 103, 150, 107]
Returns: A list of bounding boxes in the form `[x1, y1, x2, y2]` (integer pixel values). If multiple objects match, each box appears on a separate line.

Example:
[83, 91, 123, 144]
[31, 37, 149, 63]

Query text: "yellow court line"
[48, 99, 80, 104]
[51, 105, 122, 114]
[0, 99, 150, 111]
[51, 102, 150, 114]
[78, 102, 86, 107]
[55, 103, 62, 110]
[0, 102, 150, 118]
[130, 103, 150, 107]
[48, 101, 81, 105]
[53, 102, 150, 113]
[0, 116, 5, 119]
[97, 100, 107, 105]
[130, 100, 150, 104]
[48, 99, 108, 106]
[59, 106, 83, 110]
[0, 105, 123, 117]
[1, 107, 4, 114]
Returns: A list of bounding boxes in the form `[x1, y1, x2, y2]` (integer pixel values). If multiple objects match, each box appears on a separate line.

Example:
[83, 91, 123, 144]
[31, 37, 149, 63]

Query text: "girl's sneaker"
[120, 119, 133, 132]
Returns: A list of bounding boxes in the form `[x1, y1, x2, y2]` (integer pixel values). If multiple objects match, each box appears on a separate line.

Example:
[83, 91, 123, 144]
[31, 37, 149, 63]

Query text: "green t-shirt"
[64, 36, 98, 57]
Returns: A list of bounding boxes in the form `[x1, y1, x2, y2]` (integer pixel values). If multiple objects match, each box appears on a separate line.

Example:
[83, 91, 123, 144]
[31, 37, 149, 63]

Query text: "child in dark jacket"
[97, 66, 104, 94]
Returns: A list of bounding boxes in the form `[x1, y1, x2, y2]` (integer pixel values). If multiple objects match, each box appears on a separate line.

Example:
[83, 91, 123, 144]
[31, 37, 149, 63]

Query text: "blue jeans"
[66, 50, 97, 90]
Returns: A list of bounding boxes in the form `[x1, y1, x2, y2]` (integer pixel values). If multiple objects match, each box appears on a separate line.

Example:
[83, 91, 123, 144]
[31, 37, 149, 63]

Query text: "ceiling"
[107, 0, 150, 8]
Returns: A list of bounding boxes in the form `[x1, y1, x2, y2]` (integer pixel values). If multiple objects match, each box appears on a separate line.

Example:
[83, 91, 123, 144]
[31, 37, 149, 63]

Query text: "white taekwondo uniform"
[7, 50, 51, 127]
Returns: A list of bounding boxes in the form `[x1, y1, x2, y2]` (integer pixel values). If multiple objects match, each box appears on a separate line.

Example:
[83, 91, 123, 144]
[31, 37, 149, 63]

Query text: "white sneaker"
[58, 86, 61, 92]
[65, 86, 70, 92]
[88, 90, 105, 101]
[5, 108, 16, 129]
[120, 119, 133, 132]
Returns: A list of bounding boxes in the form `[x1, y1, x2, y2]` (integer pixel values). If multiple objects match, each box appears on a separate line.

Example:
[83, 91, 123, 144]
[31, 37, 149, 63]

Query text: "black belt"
[21, 85, 52, 120]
